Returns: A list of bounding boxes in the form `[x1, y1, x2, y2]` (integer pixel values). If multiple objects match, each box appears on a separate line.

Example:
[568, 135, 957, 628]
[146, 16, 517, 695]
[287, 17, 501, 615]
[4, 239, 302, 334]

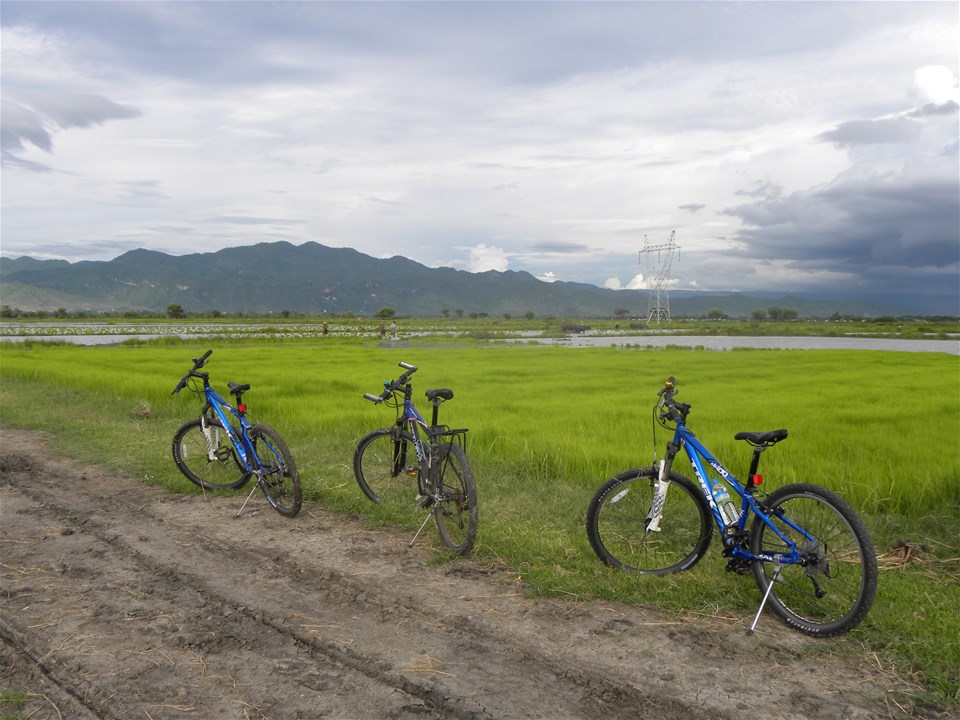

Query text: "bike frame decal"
[204, 387, 252, 468]
[673, 424, 806, 564]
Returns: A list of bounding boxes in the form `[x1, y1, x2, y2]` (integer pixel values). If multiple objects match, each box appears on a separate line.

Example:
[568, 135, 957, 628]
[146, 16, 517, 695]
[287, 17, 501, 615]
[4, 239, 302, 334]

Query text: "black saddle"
[735, 429, 788, 447]
[425, 388, 454, 402]
[227, 382, 251, 399]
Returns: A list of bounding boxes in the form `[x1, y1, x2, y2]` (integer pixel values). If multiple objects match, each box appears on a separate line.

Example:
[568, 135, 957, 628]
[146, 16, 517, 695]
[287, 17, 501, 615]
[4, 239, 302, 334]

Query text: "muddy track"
[0, 427, 933, 719]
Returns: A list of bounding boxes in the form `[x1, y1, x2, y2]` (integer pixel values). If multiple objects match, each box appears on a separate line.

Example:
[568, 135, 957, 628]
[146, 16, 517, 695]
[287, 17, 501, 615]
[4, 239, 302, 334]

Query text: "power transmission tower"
[638, 231, 681, 325]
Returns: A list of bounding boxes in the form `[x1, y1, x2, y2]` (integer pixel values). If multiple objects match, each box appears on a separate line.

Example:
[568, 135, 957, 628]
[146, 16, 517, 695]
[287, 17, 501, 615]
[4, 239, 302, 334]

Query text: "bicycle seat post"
[431, 398, 441, 428]
[747, 446, 765, 489]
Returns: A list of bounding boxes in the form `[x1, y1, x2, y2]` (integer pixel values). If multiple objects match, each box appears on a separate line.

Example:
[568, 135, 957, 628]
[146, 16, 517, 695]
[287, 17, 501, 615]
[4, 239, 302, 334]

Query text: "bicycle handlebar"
[362, 361, 418, 404]
[172, 349, 213, 394]
[657, 375, 691, 423]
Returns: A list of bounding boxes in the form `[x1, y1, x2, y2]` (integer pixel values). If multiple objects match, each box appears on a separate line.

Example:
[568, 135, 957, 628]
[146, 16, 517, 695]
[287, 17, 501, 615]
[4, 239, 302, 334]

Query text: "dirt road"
[0, 427, 935, 719]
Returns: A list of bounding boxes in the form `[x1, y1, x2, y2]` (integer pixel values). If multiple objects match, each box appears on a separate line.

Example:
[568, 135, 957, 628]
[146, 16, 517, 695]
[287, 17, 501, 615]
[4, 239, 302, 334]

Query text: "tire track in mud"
[1, 430, 923, 720]
[2, 452, 703, 720]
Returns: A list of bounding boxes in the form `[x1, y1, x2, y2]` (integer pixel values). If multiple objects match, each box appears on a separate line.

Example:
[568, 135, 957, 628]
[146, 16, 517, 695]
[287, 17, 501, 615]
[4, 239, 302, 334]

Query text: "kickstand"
[748, 561, 782, 635]
[236, 479, 261, 518]
[409, 508, 434, 548]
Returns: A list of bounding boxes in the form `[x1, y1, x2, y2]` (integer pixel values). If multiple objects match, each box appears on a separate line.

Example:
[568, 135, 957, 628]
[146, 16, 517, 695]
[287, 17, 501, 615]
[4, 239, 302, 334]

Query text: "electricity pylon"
[638, 231, 680, 325]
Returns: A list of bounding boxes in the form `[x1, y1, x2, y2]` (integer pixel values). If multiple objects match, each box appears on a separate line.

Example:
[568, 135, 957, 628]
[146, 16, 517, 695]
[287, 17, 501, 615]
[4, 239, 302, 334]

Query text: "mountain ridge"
[1, 241, 954, 317]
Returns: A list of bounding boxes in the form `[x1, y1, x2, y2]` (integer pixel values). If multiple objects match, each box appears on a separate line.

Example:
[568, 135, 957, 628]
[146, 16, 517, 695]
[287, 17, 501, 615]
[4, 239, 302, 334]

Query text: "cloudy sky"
[2, 1, 958, 299]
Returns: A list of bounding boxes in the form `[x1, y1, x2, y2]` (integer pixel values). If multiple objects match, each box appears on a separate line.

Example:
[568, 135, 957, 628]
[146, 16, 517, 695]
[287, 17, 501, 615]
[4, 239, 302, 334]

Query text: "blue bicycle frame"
[201, 386, 256, 470]
[664, 423, 817, 569]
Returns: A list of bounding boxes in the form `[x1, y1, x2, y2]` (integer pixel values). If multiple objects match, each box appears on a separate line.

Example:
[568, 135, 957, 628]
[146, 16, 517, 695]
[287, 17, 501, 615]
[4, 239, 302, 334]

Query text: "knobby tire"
[432, 441, 478, 555]
[250, 423, 302, 518]
[353, 426, 416, 508]
[586, 467, 712, 575]
[750, 483, 877, 636]
[172, 417, 250, 490]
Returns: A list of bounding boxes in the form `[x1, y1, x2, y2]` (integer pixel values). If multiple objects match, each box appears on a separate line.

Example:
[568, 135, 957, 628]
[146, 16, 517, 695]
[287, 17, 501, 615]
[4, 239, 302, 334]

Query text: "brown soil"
[0, 427, 946, 719]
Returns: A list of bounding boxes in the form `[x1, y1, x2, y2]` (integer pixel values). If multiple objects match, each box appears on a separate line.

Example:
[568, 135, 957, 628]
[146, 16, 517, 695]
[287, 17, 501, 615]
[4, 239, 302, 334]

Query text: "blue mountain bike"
[171, 350, 302, 518]
[586, 376, 877, 636]
[354, 362, 478, 555]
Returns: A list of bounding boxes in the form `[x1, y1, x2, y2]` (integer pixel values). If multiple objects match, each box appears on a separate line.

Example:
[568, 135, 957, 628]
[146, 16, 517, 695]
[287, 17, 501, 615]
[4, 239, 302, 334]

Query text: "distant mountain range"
[0, 241, 954, 317]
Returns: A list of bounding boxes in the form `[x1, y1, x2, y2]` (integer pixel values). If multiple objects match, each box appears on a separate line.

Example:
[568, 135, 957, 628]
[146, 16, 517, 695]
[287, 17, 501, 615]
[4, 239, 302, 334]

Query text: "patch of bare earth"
[0, 427, 944, 719]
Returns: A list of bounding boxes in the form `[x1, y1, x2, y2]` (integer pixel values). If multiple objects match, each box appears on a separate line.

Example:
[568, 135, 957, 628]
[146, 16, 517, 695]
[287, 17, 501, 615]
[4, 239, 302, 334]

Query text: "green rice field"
[1, 337, 958, 706]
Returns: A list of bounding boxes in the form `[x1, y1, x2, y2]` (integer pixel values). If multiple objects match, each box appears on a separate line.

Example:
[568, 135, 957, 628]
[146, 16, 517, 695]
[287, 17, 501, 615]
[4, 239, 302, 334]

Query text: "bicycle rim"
[251, 424, 302, 518]
[586, 468, 712, 575]
[432, 442, 478, 555]
[172, 418, 250, 490]
[751, 484, 877, 636]
[354, 428, 416, 508]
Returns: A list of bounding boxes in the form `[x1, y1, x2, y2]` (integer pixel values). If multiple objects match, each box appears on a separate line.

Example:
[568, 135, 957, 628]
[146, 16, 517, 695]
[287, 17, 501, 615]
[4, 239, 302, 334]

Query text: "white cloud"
[603, 277, 622, 290]
[461, 243, 509, 273]
[625, 274, 648, 290]
[912, 65, 958, 105]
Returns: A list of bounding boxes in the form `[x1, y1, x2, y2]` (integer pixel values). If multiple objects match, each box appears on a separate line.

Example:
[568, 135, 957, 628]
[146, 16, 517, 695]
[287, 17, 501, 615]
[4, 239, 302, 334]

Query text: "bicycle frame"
[200, 386, 256, 471]
[393, 387, 433, 486]
[661, 423, 816, 569]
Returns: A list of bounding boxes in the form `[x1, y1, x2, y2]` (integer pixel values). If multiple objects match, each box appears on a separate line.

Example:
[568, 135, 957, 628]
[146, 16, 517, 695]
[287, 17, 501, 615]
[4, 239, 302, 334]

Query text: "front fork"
[646, 442, 679, 532]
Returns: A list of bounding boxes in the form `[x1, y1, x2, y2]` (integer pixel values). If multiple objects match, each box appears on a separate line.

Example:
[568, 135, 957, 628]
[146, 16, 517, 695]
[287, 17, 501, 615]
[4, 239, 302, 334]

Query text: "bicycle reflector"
[751, 474, 764, 485]
[238, 403, 247, 414]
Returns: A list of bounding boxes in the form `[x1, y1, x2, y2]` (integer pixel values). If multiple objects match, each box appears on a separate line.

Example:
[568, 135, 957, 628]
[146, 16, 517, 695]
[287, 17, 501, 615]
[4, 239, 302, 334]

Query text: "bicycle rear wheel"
[250, 424, 302, 518]
[432, 441, 478, 555]
[353, 427, 416, 507]
[586, 467, 712, 575]
[750, 483, 877, 637]
[172, 417, 250, 490]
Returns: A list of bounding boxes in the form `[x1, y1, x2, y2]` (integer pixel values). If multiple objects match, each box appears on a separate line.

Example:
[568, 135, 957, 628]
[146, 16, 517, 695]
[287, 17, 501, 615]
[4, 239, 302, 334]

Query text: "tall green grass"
[1, 339, 958, 704]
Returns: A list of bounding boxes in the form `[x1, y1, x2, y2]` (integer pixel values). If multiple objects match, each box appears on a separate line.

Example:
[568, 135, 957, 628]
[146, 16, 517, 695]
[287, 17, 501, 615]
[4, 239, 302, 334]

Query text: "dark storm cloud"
[819, 117, 922, 147]
[724, 171, 960, 293]
[820, 102, 959, 147]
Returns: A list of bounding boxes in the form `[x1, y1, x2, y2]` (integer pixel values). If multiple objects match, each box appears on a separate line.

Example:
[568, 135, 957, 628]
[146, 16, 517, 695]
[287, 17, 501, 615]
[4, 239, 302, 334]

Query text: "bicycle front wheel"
[353, 427, 416, 507]
[750, 483, 877, 637]
[172, 417, 250, 490]
[432, 441, 478, 555]
[586, 467, 712, 575]
[250, 424, 302, 518]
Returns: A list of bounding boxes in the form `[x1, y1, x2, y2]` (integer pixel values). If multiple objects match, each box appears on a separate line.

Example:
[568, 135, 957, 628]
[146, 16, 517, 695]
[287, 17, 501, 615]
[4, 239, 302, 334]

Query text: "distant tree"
[54, 307, 68, 318]
[375, 307, 396, 319]
[751, 309, 766, 321]
[280, 309, 291, 318]
[503, 312, 512, 320]
[707, 308, 727, 320]
[767, 306, 798, 321]
[614, 308, 631, 318]
[0, 305, 14, 318]
[441, 308, 450, 318]
[454, 308, 464, 319]
[166, 303, 186, 319]
[524, 310, 534, 320]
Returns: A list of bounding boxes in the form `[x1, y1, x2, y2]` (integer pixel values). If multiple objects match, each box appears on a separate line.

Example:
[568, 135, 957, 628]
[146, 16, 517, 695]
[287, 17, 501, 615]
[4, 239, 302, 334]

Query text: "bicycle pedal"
[415, 494, 435, 509]
[725, 558, 752, 575]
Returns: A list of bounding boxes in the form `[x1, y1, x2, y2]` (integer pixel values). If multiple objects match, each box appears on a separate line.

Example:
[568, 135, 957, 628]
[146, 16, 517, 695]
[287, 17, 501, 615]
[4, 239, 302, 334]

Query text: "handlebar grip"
[398, 361, 417, 371]
[363, 392, 382, 403]
[172, 379, 187, 395]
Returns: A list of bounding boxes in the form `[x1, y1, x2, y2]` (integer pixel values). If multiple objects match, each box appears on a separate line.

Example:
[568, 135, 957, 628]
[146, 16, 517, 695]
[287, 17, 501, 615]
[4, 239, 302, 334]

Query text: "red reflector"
[238, 404, 247, 413]
[753, 474, 764, 485]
